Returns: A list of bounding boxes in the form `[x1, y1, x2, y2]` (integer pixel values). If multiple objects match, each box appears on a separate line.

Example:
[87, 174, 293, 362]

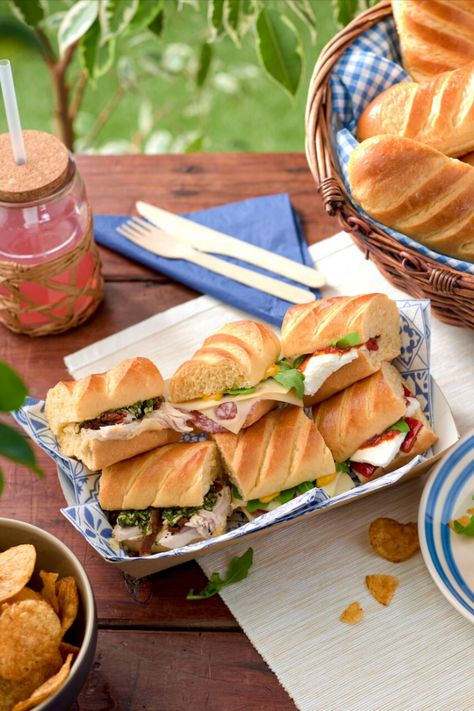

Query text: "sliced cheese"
[319, 471, 355, 498]
[303, 350, 358, 396]
[176, 379, 303, 435]
[351, 432, 406, 468]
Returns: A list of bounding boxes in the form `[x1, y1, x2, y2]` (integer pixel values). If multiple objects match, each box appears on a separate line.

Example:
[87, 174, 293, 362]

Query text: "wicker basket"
[305, 0, 474, 330]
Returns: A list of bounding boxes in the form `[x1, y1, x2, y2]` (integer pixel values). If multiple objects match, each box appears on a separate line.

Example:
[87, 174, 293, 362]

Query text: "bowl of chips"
[0, 518, 97, 711]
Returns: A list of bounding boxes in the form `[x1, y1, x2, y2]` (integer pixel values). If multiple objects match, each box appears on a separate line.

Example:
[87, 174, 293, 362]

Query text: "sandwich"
[281, 294, 401, 405]
[168, 320, 304, 434]
[312, 363, 438, 483]
[45, 357, 192, 471]
[213, 406, 354, 519]
[99, 441, 231, 555]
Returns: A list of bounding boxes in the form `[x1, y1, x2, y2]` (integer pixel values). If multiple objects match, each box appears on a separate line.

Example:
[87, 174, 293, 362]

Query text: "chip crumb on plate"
[366, 574, 399, 606]
[369, 517, 419, 562]
[339, 601, 363, 624]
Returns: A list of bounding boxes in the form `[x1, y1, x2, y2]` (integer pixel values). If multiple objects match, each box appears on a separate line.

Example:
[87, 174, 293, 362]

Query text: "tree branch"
[69, 70, 88, 123]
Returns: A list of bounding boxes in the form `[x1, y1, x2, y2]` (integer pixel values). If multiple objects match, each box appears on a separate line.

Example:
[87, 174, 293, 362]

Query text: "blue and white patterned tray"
[13, 299, 442, 576]
[329, 15, 474, 275]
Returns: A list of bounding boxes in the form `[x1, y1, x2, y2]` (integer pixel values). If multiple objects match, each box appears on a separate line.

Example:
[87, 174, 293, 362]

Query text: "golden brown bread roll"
[348, 135, 474, 262]
[357, 62, 474, 157]
[461, 150, 474, 166]
[213, 406, 335, 502]
[281, 295, 401, 405]
[392, 0, 474, 81]
[45, 357, 185, 470]
[169, 320, 281, 403]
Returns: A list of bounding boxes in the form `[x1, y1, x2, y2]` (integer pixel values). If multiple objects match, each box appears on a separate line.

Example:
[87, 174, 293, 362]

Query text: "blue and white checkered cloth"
[329, 16, 474, 275]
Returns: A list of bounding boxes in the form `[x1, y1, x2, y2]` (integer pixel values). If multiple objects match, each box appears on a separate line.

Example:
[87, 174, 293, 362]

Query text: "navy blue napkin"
[94, 193, 319, 325]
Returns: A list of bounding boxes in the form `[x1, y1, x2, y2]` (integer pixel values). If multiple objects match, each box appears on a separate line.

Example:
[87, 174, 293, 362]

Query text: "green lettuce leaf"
[187, 547, 253, 599]
[272, 358, 305, 399]
[336, 461, 350, 474]
[330, 331, 362, 348]
[453, 515, 474, 537]
[224, 386, 256, 396]
[388, 419, 410, 433]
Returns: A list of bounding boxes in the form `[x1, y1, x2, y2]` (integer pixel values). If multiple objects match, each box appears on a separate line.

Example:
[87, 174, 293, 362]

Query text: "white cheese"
[302, 349, 358, 396]
[351, 432, 406, 468]
[405, 397, 420, 418]
[82, 402, 192, 441]
[176, 379, 303, 435]
[320, 471, 355, 498]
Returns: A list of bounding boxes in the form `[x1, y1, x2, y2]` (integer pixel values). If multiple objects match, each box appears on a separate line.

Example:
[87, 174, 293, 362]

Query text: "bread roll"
[169, 320, 281, 403]
[281, 295, 401, 404]
[312, 364, 406, 463]
[348, 135, 474, 261]
[392, 0, 474, 81]
[461, 150, 474, 166]
[99, 441, 220, 510]
[357, 62, 474, 157]
[213, 406, 335, 502]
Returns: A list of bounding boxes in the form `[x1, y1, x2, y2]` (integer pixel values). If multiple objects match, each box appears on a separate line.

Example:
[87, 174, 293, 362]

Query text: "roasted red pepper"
[401, 417, 423, 453]
[350, 461, 378, 479]
[403, 385, 413, 398]
[366, 338, 379, 351]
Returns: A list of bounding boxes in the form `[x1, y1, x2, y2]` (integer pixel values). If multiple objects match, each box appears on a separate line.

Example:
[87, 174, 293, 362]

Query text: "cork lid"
[0, 129, 70, 203]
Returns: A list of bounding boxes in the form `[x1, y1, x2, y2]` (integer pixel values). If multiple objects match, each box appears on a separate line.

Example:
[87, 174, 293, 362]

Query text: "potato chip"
[56, 576, 79, 636]
[40, 571, 59, 614]
[0, 600, 62, 682]
[59, 641, 81, 663]
[366, 574, 399, 606]
[0, 653, 62, 711]
[0, 545, 36, 604]
[340, 601, 363, 624]
[3, 588, 42, 606]
[11, 654, 73, 711]
[369, 517, 419, 563]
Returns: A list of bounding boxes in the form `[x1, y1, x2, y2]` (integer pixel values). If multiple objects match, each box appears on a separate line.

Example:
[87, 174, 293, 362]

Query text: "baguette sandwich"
[45, 357, 191, 471]
[213, 406, 354, 519]
[99, 441, 231, 555]
[168, 320, 304, 434]
[312, 363, 438, 483]
[281, 295, 401, 406]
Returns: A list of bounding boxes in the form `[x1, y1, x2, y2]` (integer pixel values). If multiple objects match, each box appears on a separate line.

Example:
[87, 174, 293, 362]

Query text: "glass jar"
[0, 131, 103, 335]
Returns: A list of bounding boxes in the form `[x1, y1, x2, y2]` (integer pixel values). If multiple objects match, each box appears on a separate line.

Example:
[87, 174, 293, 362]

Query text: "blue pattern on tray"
[12, 300, 433, 564]
[328, 15, 474, 275]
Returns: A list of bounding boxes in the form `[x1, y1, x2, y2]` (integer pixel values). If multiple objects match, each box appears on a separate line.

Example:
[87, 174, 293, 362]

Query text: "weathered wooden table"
[1, 154, 338, 711]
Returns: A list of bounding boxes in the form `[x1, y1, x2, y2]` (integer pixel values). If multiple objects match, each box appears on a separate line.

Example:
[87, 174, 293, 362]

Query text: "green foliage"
[256, 8, 302, 97]
[0, 361, 43, 494]
[187, 547, 254, 599]
[453, 515, 474, 537]
[9, 0, 44, 27]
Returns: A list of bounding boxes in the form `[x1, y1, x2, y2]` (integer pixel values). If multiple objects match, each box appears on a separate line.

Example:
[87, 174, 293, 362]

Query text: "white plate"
[419, 430, 474, 624]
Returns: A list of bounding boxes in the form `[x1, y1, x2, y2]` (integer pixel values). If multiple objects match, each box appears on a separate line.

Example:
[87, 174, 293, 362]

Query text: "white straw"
[0, 59, 26, 165]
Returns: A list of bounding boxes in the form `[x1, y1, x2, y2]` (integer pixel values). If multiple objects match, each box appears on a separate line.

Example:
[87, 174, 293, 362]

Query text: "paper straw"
[0, 59, 26, 165]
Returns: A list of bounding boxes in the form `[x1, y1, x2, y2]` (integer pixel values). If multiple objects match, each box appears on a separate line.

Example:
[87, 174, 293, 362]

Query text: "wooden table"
[1, 154, 338, 711]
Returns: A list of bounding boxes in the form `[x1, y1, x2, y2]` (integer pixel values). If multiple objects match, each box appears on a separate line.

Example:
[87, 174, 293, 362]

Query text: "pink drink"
[0, 159, 99, 328]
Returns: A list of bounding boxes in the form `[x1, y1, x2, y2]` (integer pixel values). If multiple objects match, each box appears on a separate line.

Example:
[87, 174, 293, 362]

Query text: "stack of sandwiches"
[45, 294, 438, 557]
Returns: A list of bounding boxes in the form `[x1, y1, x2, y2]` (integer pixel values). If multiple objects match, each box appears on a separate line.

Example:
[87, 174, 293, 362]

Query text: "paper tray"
[13, 297, 459, 578]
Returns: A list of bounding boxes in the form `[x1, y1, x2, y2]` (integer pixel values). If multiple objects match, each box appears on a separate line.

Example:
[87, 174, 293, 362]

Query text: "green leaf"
[0, 361, 27, 411]
[388, 419, 410, 434]
[80, 19, 116, 81]
[293, 354, 306, 369]
[286, 0, 317, 43]
[330, 331, 362, 348]
[273, 368, 305, 399]
[196, 42, 213, 88]
[9, 0, 44, 26]
[58, 0, 99, 56]
[148, 9, 164, 36]
[255, 8, 303, 97]
[184, 135, 204, 153]
[187, 547, 253, 599]
[223, 386, 256, 396]
[0, 466, 3, 497]
[332, 0, 359, 27]
[231, 485, 243, 500]
[246, 497, 268, 513]
[127, 0, 163, 33]
[336, 461, 350, 474]
[208, 0, 225, 39]
[224, 0, 245, 45]
[0, 423, 43, 476]
[296, 480, 314, 495]
[99, 0, 139, 43]
[453, 515, 474, 537]
[276, 488, 294, 505]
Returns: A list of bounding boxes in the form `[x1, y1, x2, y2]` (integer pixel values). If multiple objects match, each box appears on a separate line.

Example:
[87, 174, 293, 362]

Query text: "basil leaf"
[330, 331, 362, 348]
[224, 387, 256, 396]
[388, 418, 410, 433]
[336, 461, 350, 474]
[276, 488, 295, 504]
[187, 547, 253, 599]
[231, 485, 243, 500]
[273, 369, 305, 399]
[453, 515, 474, 537]
[296, 480, 315, 495]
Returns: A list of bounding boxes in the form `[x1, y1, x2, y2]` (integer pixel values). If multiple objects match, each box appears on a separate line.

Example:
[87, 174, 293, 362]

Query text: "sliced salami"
[215, 401, 238, 420]
[189, 411, 228, 434]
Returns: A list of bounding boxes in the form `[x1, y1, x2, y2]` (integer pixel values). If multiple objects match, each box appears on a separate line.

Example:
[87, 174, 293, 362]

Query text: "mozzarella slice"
[176, 379, 302, 435]
[320, 471, 355, 497]
[351, 432, 406, 468]
[303, 350, 359, 396]
[82, 402, 192, 441]
[405, 397, 420, 417]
